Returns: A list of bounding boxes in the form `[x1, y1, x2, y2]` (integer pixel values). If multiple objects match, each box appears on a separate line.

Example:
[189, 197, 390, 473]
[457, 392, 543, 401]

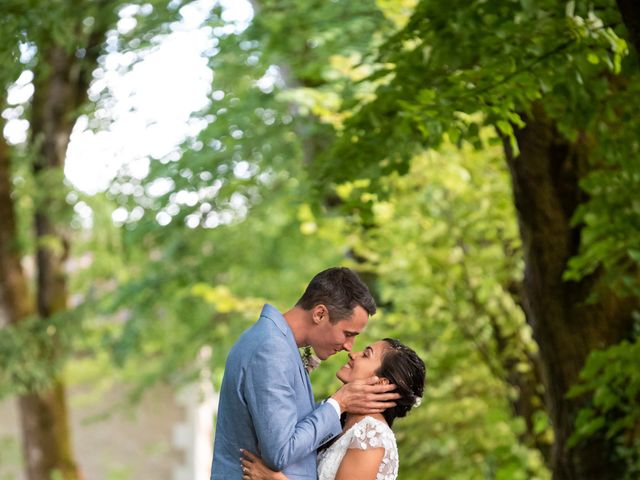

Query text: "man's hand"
[330, 376, 400, 414]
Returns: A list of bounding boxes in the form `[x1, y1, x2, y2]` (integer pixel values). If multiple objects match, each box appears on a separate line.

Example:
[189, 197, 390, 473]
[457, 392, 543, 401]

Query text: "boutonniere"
[301, 346, 321, 373]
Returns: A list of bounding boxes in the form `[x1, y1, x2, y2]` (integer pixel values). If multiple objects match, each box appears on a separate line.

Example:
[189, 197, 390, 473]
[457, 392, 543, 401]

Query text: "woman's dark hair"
[376, 338, 426, 427]
[296, 267, 377, 322]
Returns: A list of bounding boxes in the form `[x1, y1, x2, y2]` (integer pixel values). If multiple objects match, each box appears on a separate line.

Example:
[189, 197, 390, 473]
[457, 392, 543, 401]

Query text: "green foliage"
[322, 0, 639, 297]
[86, 179, 349, 396]
[2, 0, 638, 478]
[301, 129, 549, 477]
[67, 0, 550, 476]
[308, 2, 639, 472]
[344, 141, 548, 479]
[564, 77, 640, 297]
[88, 0, 396, 393]
[0, 307, 84, 398]
[0, 0, 209, 391]
[325, 0, 629, 175]
[568, 339, 640, 479]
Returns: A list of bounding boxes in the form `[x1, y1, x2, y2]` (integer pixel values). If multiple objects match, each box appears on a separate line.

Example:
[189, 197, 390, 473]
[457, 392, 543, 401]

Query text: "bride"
[240, 338, 425, 480]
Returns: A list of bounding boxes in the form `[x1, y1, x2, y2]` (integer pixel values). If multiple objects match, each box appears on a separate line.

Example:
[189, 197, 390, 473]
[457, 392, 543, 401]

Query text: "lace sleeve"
[347, 419, 390, 451]
[317, 417, 398, 480]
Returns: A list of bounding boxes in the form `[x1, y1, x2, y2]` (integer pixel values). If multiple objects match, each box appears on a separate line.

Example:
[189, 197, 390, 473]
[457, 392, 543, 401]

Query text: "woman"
[240, 338, 425, 480]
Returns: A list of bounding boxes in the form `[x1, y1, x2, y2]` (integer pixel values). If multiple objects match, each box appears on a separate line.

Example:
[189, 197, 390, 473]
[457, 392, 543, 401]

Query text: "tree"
[316, 143, 551, 478]
[321, 1, 640, 478]
[0, 2, 198, 478]
[3, 0, 634, 478]
[93, 0, 393, 391]
[115, 1, 551, 477]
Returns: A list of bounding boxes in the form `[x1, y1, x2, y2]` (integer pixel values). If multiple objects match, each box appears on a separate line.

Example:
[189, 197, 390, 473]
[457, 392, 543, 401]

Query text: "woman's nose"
[348, 351, 356, 360]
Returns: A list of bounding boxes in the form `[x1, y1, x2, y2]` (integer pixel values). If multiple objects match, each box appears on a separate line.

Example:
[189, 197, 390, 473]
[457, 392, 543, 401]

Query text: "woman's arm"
[334, 447, 385, 480]
[240, 449, 289, 480]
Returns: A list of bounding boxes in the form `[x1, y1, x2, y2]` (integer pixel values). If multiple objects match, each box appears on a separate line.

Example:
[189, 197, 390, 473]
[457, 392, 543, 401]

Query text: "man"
[210, 267, 398, 479]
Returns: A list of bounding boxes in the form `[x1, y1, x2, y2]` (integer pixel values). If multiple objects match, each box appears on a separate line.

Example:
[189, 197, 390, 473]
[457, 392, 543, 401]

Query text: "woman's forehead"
[369, 340, 389, 354]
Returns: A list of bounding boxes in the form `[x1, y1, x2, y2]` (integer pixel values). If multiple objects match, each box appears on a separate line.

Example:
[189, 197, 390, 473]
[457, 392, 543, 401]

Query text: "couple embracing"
[210, 267, 425, 480]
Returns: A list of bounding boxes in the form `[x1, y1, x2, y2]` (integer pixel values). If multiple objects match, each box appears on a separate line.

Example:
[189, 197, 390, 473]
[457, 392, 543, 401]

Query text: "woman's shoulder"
[347, 415, 397, 450]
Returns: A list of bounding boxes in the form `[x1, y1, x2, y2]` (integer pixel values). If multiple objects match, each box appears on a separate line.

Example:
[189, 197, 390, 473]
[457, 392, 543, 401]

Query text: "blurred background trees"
[0, 1, 191, 479]
[0, 0, 638, 479]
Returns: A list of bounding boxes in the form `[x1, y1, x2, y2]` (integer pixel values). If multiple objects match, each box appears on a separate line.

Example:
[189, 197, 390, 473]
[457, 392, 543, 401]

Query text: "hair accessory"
[413, 396, 422, 407]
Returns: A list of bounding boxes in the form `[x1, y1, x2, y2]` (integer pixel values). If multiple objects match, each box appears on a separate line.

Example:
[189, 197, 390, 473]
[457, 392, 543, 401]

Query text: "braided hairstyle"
[377, 338, 426, 427]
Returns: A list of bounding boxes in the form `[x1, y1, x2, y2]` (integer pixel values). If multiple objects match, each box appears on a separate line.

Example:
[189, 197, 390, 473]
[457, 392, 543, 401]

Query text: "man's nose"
[343, 338, 354, 352]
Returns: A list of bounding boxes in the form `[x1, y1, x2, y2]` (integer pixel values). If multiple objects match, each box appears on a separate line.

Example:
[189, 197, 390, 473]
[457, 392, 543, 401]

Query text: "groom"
[210, 267, 398, 479]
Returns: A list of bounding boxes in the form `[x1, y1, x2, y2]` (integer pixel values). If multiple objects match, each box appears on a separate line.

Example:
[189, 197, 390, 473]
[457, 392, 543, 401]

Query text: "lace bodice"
[317, 416, 398, 480]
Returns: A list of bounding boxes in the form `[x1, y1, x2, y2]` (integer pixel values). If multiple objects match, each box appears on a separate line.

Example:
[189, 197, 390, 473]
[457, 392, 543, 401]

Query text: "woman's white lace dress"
[317, 416, 398, 480]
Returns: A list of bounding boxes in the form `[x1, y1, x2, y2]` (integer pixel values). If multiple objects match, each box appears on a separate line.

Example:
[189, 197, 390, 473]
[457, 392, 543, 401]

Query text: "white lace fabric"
[317, 416, 398, 480]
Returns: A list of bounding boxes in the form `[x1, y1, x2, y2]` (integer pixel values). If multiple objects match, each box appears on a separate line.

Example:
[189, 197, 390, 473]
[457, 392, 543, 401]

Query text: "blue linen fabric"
[210, 304, 342, 479]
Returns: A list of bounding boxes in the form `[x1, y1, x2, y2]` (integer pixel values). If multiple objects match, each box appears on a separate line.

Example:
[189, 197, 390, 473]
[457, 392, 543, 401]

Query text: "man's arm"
[244, 342, 341, 471]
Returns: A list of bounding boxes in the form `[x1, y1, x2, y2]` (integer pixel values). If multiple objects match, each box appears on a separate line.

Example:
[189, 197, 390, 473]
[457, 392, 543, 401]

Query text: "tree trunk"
[8, 43, 84, 480]
[1, 103, 79, 480]
[616, 0, 640, 59]
[12, 9, 110, 473]
[503, 103, 636, 480]
[1, 102, 79, 480]
[0, 112, 33, 325]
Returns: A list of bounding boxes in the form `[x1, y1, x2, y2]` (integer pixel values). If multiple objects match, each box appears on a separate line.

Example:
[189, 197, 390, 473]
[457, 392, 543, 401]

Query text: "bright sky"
[4, 0, 253, 195]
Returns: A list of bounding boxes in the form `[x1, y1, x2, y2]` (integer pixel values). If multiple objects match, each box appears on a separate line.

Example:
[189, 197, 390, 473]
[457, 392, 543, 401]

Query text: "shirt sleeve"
[325, 398, 342, 417]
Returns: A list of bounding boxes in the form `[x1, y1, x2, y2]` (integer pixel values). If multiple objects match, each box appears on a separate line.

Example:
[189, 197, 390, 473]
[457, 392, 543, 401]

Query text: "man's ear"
[311, 304, 328, 324]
